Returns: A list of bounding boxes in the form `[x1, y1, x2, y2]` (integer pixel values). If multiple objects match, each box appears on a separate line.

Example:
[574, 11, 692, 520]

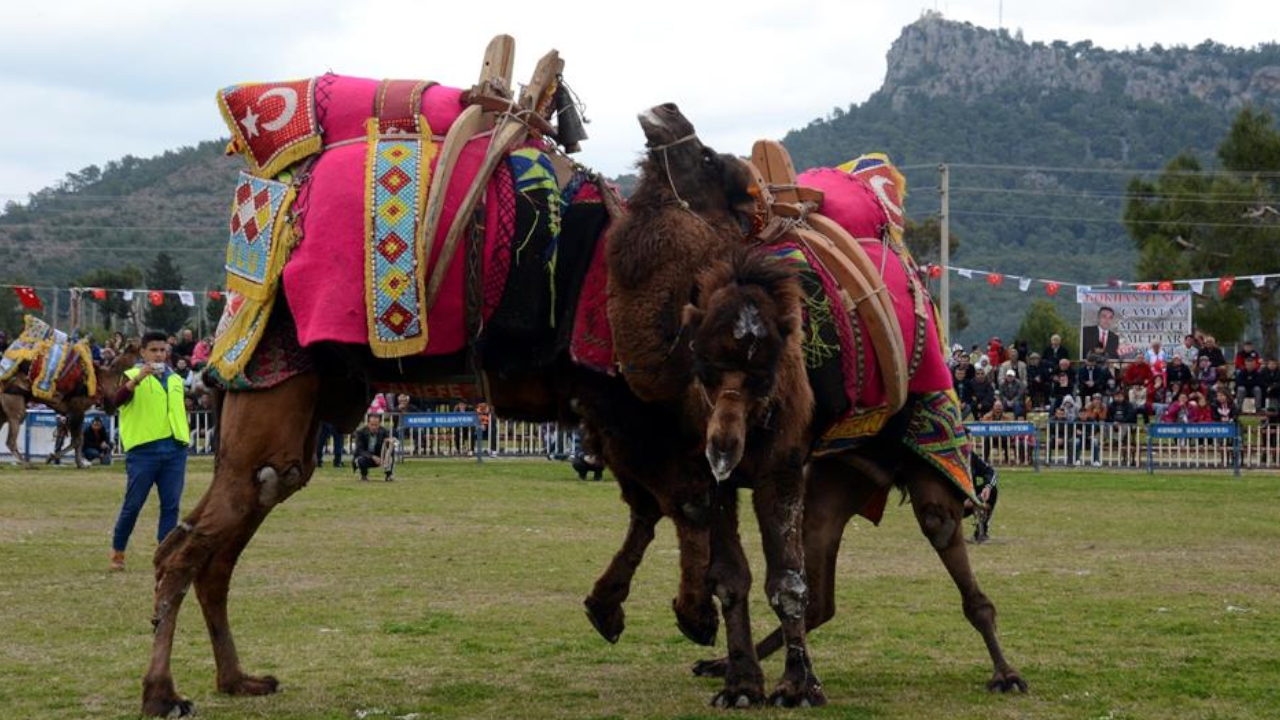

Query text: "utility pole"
[939, 162, 951, 345]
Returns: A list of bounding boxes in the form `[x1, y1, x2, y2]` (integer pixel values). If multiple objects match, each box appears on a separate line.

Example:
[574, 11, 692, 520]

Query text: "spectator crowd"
[950, 332, 1280, 426]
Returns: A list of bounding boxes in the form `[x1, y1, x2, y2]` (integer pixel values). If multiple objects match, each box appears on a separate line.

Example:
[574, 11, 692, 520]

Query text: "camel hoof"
[673, 597, 718, 647]
[768, 679, 827, 708]
[583, 597, 624, 644]
[691, 657, 728, 678]
[987, 668, 1028, 693]
[219, 673, 280, 696]
[142, 697, 194, 718]
[710, 689, 761, 709]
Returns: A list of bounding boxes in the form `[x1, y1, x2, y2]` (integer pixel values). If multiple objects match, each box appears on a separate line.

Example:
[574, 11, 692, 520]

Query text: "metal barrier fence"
[8, 410, 1280, 472]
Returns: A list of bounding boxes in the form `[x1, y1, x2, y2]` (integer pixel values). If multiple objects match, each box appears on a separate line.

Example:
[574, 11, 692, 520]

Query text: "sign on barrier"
[400, 412, 480, 429]
[1147, 422, 1240, 476]
[966, 421, 1039, 471]
[1148, 423, 1237, 439]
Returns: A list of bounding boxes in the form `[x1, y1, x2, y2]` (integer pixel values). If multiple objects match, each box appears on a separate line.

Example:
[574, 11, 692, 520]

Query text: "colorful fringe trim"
[364, 116, 435, 357]
[901, 390, 979, 504]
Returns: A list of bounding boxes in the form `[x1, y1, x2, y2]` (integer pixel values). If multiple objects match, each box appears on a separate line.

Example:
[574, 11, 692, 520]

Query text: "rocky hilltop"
[883, 11, 1280, 110]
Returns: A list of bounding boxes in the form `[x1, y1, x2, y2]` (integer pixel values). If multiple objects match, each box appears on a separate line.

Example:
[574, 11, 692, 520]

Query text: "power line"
[947, 162, 1280, 178]
[0, 224, 221, 232]
[952, 208, 1280, 228]
[950, 185, 1280, 205]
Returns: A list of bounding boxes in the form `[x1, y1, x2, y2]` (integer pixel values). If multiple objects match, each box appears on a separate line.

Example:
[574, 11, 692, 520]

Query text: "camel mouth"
[706, 446, 738, 483]
[638, 103, 692, 147]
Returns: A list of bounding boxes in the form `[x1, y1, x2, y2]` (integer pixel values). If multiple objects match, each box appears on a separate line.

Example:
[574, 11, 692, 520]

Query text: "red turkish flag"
[207, 290, 224, 301]
[927, 264, 942, 279]
[1045, 282, 1060, 297]
[91, 288, 107, 300]
[1218, 276, 1235, 297]
[986, 273, 1004, 286]
[1157, 281, 1174, 291]
[1136, 283, 1153, 292]
[14, 286, 41, 310]
[149, 291, 164, 306]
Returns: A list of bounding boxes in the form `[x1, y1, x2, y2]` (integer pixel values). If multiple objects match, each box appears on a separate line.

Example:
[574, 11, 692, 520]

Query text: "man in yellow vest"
[109, 331, 190, 571]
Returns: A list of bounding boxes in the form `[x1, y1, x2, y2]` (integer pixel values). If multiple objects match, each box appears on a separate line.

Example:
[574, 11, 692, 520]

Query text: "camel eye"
[701, 149, 715, 165]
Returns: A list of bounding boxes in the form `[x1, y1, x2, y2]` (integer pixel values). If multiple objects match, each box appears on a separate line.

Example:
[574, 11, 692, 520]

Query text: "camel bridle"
[647, 132, 715, 231]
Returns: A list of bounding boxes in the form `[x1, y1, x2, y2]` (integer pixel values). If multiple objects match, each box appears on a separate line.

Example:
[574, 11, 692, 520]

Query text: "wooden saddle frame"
[746, 140, 909, 417]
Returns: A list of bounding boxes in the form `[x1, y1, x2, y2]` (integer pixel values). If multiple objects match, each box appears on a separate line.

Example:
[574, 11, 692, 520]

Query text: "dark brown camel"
[121, 132, 762, 714]
[601, 103, 1025, 706]
[0, 346, 138, 467]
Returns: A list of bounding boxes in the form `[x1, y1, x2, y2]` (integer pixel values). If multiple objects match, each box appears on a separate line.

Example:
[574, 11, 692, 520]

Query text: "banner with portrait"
[1078, 291, 1192, 361]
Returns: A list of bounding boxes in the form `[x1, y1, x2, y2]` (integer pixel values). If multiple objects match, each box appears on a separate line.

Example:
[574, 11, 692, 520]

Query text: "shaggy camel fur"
[602, 103, 1025, 706]
[1, 346, 138, 467]
[127, 159, 740, 715]
[680, 248, 824, 706]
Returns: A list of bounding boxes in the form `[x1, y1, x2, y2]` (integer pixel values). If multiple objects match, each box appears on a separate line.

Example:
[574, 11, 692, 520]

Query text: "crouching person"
[965, 452, 1000, 543]
[82, 417, 112, 465]
[353, 414, 395, 482]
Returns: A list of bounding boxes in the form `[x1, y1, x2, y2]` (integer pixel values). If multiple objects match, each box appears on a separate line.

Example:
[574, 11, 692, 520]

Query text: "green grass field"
[1, 459, 1278, 720]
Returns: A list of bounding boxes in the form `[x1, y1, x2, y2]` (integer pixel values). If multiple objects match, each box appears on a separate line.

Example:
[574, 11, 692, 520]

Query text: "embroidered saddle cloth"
[0, 315, 96, 401]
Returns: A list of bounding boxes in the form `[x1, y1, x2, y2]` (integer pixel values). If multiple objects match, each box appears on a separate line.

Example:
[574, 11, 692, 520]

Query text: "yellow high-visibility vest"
[118, 367, 190, 452]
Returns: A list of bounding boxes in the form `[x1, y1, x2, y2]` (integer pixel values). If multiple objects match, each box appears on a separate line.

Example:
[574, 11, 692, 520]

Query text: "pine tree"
[1125, 108, 1280, 358]
[1017, 300, 1078, 359]
[144, 252, 190, 334]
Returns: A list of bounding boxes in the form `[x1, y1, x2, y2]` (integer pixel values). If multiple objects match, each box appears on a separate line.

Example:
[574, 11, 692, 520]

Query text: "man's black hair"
[141, 331, 169, 347]
[1097, 306, 1115, 318]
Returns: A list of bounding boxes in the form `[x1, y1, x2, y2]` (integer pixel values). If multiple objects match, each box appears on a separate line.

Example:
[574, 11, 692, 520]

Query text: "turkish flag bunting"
[91, 288, 107, 300]
[1136, 283, 1153, 291]
[986, 273, 1004, 286]
[1218, 276, 1235, 297]
[1157, 281, 1174, 291]
[927, 264, 942, 279]
[149, 291, 164, 306]
[207, 290, 223, 300]
[14, 286, 41, 310]
[1045, 282, 1060, 296]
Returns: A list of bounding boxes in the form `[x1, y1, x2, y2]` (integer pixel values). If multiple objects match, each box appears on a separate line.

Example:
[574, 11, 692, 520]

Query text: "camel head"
[682, 248, 803, 483]
[94, 341, 142, 413]
[636, 103, 756, 231]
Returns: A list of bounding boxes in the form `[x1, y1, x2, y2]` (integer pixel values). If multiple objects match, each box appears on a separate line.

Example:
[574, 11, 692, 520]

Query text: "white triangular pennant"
[1189, 280, 1205, 295]
[177, 291, 195, 307]
[122, 290, 135, 301]
[1250, 275, 1268, 288]
[1018, 277, 1032, 292]
[957, 268, 974, 279]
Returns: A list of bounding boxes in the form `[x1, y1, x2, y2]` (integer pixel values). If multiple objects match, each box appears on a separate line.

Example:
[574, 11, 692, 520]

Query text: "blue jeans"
[111, 438, 187, 552]
[83, 446, 112, 465]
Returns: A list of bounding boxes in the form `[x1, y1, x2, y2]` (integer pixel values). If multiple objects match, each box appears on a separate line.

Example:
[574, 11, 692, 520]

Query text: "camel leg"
[669, 513, 718, 646]
[584, 474, 661, 644]
[2, 395, 28, 465]
[141, 372, 321, 717]
[706, 484, 764, 708]
[753, 460, 826, 707]
[905, 456, 1026, 693]
[69, 411, 88, 469]
[693, 458, 874, 678]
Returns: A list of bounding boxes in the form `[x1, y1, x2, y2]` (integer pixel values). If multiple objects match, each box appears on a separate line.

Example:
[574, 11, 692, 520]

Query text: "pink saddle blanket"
[279, 75, 511, 355]
[796, 167, 953, 404]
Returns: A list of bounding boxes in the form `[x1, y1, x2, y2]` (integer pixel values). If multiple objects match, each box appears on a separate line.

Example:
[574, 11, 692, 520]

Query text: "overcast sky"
[1, 0, 1277, 201]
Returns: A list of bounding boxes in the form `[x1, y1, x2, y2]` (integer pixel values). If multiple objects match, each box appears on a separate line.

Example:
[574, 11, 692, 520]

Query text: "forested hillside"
[4, 13, 1278, 343]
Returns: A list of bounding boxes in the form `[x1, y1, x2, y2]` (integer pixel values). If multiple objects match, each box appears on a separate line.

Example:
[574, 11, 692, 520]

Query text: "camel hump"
[746, 140, 909, 416]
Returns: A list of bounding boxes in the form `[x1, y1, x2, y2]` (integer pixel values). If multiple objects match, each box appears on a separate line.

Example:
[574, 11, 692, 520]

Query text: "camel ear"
[681, 303, 704, 333]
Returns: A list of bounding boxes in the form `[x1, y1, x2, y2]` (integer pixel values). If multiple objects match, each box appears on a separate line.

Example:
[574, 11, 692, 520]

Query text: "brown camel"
[0, 346, 138, 467]
[122, 128, 763, 714]
[601, 103, 1025, 706]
